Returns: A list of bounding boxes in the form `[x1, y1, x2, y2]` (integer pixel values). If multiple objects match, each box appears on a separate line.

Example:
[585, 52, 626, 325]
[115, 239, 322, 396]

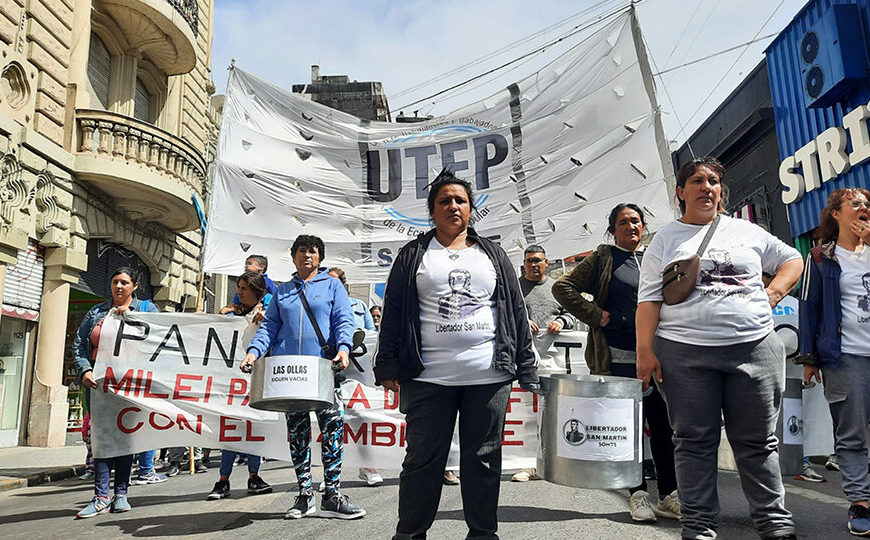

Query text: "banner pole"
[195, 272, 206, 314]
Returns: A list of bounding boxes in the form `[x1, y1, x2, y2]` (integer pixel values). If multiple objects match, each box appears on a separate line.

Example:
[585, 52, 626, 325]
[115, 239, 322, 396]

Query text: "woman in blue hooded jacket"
[801, 187, 870, 536]
[241, 234, 365, 520]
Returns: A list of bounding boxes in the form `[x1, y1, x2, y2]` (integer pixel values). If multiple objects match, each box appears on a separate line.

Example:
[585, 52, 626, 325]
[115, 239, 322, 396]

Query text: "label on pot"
[262, 356, 321, 399]
[556, 396, 636, 461]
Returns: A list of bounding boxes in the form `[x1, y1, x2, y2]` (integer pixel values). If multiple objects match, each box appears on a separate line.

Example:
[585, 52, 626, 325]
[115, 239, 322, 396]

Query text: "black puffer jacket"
[373, 228, 538, 385]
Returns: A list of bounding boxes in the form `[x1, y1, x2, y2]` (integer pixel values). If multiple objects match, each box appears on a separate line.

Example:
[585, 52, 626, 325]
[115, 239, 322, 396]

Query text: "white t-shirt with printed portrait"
[836, 244, 870, 356]
[415, 237, 511, 386]
[638, 215, 801, 346]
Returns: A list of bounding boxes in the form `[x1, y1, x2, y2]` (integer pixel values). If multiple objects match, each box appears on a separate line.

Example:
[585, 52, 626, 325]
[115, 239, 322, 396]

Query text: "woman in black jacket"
[374, 169, 537, 540]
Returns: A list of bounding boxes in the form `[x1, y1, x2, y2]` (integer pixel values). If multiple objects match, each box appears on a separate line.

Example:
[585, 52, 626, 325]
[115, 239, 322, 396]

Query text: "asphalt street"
[0, 457, 855, 539]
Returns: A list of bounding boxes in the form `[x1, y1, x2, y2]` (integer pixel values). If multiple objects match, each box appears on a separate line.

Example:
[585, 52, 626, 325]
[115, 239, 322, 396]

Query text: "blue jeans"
[219, 452, 261, 478]
[137, 450, 155, 476]
[94, 454, 134, 497]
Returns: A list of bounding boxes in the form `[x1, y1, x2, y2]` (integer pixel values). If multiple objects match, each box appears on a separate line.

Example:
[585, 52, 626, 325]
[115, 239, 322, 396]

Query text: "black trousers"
[393, 379, 512, 540]
[610, 362, 678, 498]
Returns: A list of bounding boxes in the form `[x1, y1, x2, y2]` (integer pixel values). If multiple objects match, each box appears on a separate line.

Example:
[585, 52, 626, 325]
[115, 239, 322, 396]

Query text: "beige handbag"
[661, 215, 720, 305]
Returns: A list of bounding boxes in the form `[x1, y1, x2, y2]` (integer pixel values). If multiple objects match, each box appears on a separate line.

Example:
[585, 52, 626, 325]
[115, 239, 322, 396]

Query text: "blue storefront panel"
[765, 0, 870, 237]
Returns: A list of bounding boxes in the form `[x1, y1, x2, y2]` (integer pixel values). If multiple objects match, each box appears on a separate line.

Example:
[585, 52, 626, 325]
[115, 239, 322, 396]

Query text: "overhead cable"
[673, 0, 723, 67]
[674, 0, 787, 140]
[662, 0, 707, 68]
[653, 33, 778, 76]
[390, 0, 626, 101]
[390, 3, 631, 115]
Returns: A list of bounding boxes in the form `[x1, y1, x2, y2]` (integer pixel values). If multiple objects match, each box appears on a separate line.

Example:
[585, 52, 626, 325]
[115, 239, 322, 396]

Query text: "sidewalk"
[0, 438, 87, 492]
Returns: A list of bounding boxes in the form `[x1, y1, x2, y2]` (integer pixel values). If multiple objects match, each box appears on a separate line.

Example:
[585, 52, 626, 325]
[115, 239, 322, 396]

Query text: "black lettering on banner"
[473, 133, 508, 190]
[405, 145, 437, 199]
[114, 319, 150, 357]
[366, 148, 403, 202]
[148, 324, 191, 364]
[441, 140, 470, 175]
[203, 327, 238, 368]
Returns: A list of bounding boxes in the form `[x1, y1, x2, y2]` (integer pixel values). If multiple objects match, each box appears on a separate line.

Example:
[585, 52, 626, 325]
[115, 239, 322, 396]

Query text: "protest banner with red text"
[89, 312, 291, 460]
[89, 312, 540, 468]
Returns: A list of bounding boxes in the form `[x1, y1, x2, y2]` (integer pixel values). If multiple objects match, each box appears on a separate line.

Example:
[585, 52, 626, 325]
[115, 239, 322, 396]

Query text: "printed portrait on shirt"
[858, 272, 870, 313]
[698, 248, 753, 298]
[438, 268, 489, 320]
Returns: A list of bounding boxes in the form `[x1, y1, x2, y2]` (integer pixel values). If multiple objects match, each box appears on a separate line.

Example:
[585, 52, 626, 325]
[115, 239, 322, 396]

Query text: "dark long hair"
[236, 271, 267, 315]
[675, 157, 728, 215]
[109, 266, 141, 302]
[426, 168, 475, 216]
[111, 266, 141, 286]
[605, 203, 646, 240]
[816, 187, 870, 243]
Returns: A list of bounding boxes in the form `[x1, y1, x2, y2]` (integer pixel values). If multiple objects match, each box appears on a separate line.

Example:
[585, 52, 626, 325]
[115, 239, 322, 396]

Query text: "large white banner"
[90, 313, 539, 469]
[203, 10, 675, 282]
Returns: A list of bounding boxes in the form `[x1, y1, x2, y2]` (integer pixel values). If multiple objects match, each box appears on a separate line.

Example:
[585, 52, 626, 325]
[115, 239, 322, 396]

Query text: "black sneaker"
[194, 460, 208, 474]
[166, 462, 180, 477]
[247, 475, 272, 495]
[285, 490, 315, 519]
[207, 480, 230, 500]
[320, 493, 366, 519]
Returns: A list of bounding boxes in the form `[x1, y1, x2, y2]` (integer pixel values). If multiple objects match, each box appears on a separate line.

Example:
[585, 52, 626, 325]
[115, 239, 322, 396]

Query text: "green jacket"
[552, 244, 613, 375]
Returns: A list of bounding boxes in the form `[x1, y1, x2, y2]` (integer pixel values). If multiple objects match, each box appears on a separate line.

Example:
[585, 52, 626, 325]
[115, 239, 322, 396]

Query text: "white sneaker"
[318, 481, 325, 493]
[510, 468, 540, 482]
[358, 467, 383, 486]
[654, 490, 681, 519]
[629, 490, 657, 523]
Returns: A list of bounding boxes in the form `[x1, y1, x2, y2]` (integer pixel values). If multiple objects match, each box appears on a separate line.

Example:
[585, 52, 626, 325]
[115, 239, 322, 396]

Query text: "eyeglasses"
[846, 200, 870, 210]
[524, 258, 545, 264]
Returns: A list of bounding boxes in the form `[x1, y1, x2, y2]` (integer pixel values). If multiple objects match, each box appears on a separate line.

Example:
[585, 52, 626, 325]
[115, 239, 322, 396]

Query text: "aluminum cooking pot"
[537, 373, 642, 489]
[248, 355, 334, 412]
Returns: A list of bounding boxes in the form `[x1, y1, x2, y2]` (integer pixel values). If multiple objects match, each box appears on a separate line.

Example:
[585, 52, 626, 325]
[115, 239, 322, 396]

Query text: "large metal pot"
[249, 355, 334, 412]
[537, 373, 642, 489]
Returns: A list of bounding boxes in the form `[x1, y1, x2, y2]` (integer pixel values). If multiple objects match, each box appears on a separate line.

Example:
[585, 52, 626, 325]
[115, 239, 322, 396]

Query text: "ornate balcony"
[74, 109, 206, 232]
[96, 0, 198, 75]
[167, 0, 199, 37]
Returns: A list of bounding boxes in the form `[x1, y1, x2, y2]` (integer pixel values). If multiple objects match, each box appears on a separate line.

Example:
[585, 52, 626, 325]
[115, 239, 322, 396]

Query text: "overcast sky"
[211, 0, 808, 148]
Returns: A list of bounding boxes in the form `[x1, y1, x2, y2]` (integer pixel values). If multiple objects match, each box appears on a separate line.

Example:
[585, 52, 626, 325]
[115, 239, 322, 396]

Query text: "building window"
[86, 33, 111, 110]
[133, 77, 152, 123]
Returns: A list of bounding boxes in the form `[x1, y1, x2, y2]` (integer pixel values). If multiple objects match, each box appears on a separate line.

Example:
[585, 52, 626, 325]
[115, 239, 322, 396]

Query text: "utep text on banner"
[202, 9, 675, 282]
[89, 312, 291, 460]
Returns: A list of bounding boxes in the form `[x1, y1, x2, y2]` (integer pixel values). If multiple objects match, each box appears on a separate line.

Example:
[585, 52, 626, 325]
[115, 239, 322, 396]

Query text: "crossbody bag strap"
[298, 285, 328, 349]
[695, 214, 721, 257]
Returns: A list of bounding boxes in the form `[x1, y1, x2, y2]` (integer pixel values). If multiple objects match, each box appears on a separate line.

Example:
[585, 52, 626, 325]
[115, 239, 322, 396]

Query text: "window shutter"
[86, 34, 110, 110]
[1, 240, 44, 320]
[134, 78, 151, 122]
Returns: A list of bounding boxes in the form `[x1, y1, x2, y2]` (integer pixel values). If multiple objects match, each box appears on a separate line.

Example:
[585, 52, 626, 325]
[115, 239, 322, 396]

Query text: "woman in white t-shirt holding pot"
[636, 157, 803, 540]
[800, 188, 870, 536]
[374, 169, 538, 540]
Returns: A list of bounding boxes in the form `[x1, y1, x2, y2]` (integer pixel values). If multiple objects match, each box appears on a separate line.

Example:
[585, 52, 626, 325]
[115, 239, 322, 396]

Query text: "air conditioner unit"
[797, 3, 868, 109]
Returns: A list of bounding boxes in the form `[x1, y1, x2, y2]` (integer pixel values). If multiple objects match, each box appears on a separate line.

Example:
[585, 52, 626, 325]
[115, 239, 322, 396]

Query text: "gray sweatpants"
[655, 332, 794, 540]
[823, 353, 870, 502]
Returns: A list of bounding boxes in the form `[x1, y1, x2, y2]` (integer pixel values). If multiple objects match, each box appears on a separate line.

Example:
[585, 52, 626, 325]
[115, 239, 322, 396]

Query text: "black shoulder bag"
[298, 287, 363, 378]
[661, 215, 720, 305]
